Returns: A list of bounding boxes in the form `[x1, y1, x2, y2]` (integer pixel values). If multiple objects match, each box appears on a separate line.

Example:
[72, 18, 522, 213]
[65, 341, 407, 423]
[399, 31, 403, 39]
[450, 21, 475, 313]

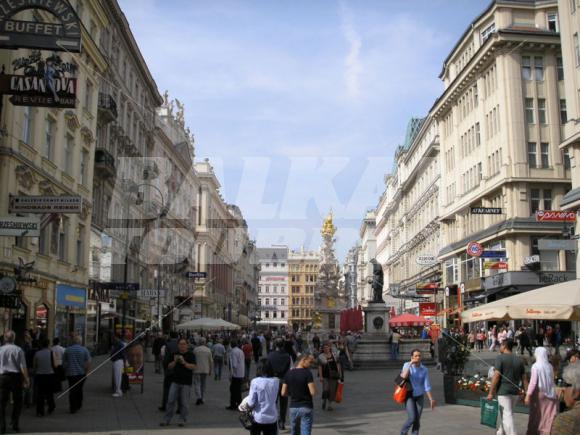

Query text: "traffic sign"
[185, 271, 207, 279]
[467, 241, 483, 257]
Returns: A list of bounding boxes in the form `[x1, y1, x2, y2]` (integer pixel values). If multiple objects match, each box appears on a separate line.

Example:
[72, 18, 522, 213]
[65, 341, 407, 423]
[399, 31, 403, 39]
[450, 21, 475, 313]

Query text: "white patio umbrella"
[461, 279, 580, 322]
[175, 317, 241, 331]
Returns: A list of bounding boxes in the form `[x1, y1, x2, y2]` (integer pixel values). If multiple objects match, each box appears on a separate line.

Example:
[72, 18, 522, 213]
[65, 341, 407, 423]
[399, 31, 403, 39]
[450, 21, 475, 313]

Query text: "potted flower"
[438, 333, 471, 404]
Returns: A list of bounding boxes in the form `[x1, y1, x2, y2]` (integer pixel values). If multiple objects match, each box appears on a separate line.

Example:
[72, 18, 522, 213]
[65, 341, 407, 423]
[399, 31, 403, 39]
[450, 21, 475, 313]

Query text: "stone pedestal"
[352, 303, 392, 369]
[363, 303, 390, 335]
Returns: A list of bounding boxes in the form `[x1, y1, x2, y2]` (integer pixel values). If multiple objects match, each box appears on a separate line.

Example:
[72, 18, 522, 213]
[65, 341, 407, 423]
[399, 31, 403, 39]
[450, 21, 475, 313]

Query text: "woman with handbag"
[318, 342, 342, 411]
[243, 358, 279, 435]
[400, 349, 435, 435]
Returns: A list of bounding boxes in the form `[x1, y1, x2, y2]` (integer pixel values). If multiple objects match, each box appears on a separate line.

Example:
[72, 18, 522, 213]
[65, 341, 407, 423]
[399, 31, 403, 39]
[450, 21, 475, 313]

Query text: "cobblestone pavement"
[17, 354, 528, 434]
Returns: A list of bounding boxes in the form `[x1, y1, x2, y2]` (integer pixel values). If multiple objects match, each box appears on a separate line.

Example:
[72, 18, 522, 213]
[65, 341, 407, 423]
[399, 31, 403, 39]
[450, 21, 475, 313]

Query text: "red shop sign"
[535, 211, 577, 222]
[419, 302, 437, 317]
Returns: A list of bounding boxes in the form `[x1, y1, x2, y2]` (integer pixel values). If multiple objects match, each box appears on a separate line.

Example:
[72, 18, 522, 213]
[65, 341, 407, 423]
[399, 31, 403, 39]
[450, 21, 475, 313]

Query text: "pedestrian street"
[19, 354, 528, 434]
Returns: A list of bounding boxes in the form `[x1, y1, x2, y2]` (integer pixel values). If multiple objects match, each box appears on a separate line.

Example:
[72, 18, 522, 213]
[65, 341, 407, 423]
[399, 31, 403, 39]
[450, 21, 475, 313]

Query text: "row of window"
[291, 297, 313, 305]
[262, 311, 285, 319]
[482, 64, 498, 99]
[457, 84, 479, 122]
[291, 285, 315, 294]
[289, 264, 318, 272]
[258, 298, 285, 306]
[524, 97, 566, 125]
[259, 285, 286, 293]
[486, 105, 500, 139]
[460, 123, 481, 158]
[263, 262, 285, 268]
[461, 163, 483, 195]
[291, 308, 312, 318]
[290, 274, 316, 282]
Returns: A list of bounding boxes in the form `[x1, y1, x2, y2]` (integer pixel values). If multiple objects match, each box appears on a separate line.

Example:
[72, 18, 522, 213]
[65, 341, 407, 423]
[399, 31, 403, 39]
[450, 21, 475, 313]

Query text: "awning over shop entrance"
[461, 279, 580, 322]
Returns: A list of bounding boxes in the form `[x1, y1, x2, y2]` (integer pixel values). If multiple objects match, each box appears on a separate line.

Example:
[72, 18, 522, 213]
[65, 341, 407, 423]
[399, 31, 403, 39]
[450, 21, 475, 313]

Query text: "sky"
[118, 0, 488, 261]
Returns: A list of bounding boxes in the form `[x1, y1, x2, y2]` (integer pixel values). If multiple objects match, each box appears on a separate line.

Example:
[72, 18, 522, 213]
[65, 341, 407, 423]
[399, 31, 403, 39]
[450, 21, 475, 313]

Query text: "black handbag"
[238, 409, 255, 431]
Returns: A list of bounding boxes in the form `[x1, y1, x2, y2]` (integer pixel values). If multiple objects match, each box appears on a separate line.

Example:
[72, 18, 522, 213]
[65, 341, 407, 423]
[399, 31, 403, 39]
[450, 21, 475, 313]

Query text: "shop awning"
[176, 317, 241, 331]
[389, 313, 430, 327]
[461, 279, 580, 322]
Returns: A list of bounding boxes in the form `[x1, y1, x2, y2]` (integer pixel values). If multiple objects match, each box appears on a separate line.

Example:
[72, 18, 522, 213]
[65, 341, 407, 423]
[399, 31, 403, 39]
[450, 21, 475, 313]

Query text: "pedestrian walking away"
[0, 330, 30, 434]
[212, 339, 226, 381]
[63, 335, 91, 414]
[152, 332, 165, 374]
[318, 342, 342, 411]
[268, 338, 292, 430]
[226, 340, 245, 410]
[51, 338, 65, 393]
[193, 337, 213, 405]
[391, 329, 402, 360]
[242, 339, 253, 382]
[240, 358, 279, 435]
[487, 339, 527, 435]
[32, 337, 56, 417]
[160, 338, 196, 427]
[399, 349, 435, 435]
[525, 347, 558, 435]
[282, 353, 317, 435]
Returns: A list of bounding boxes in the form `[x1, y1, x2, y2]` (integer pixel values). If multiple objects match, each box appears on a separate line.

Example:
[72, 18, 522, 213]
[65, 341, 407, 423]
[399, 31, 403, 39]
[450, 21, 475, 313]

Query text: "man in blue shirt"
[63, 335, 91, 414]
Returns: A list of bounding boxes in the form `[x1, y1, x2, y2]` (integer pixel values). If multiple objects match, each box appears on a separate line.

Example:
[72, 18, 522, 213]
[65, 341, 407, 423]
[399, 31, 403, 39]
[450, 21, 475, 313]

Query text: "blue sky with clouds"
[119, 0, 488, 260]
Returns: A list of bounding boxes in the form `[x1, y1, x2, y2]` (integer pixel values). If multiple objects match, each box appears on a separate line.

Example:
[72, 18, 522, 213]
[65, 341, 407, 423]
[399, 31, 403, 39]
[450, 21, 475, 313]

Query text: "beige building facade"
[288, 248, 320, 331]
[432, 0, 572, 326]
[0, 0, 108, 345]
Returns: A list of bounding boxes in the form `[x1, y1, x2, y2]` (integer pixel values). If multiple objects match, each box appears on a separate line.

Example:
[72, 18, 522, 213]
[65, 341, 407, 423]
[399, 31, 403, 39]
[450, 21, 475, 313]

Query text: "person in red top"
[242, 340, 253, 382]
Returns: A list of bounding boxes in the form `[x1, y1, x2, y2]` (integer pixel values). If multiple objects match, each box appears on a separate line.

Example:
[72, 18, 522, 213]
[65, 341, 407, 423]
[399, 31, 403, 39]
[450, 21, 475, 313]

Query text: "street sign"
[467, 241, 483, 257]
[9, 195, 82, 214]
[535, 210, 577, 222]
[480, 250, 507, 258]
[0, 216, 40, 237]
[0, 0, 82, 53]
[538, 239, 577, 251]
[415, 255, 437, 266]
[471, 207, 502, 215]
[185, 271, 207, 279]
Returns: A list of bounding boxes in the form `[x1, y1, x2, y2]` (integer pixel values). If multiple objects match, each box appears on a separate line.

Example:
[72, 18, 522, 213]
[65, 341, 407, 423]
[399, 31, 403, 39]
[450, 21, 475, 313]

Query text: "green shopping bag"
[480, 397, 498, 428]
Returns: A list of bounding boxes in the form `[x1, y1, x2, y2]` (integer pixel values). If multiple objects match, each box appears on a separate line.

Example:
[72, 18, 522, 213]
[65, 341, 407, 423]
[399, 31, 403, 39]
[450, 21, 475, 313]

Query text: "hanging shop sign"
[466, 241, 483, 257]
[470, 207, 502, 215]
[137, 289, 166, 298]
[0, 51, 78, 108]
[535, 210, 577, 222]
[0, 216, 40, 237]
[416, 282, 439, 295]
[56, 284, 86, 312]
[9, 194, 82, 213]
[524, 255, 540, 265]
[419, 302, 437, 317]
[0, 276, 17, 294]
[0, 294, 21, 309]
[483, 261, 508, 270]
[415, 255, 437, 266]
[95, 282, 139, 291]
[538, 239, 577, 251]
[0, 0, 82, 52]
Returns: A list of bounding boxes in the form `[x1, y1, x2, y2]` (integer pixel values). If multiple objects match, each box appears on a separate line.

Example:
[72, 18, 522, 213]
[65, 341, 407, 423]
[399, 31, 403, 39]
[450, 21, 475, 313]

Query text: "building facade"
[257, 246, 289, 330]
[0, 0, 108, 345]
[374, 117, 441, 317]
[432, 0, 572, 326]
[288, 248, 320, 330]
[558, 0, 580, 274]
[355, 211, 377, 307]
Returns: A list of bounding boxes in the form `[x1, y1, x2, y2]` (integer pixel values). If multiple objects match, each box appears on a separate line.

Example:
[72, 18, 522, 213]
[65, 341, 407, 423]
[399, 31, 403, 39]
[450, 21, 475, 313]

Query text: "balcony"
[94, 148, 116, 179]
[98, 93, 118, 124]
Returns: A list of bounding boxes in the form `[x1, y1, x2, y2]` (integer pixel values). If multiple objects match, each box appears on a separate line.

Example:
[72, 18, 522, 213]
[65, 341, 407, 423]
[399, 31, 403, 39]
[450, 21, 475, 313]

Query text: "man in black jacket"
[268, 338, 292, 430]
[159, 331, 179, 411]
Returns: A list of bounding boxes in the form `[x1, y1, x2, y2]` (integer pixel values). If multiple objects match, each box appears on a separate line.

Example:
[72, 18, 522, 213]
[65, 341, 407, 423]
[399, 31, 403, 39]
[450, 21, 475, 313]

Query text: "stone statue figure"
[175, 98, 185, 124]
[162, 90, 170, 107]
[370, 258, 384, 303]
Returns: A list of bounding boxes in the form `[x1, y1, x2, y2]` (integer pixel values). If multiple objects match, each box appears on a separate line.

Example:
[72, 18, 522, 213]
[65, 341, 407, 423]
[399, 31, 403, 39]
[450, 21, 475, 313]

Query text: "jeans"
[401, 394, 424, 435]
[0, 373, 23, 431]
[497, 395, 518, 435]
[194, 373, 207, 400]
[214, 357, 223, 380]
[67, 375, 86, 413]
[154, 354, 162, 373]
[290, 406, 313, 435]
[164, 383, 191, 424]
[391, 343, 400, 360]
[112, 359, 123, 395]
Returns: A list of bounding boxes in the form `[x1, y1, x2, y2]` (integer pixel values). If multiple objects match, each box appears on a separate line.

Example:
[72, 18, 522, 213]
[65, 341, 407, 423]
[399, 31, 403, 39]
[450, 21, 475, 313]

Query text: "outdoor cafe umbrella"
[388, 313, 430, 327]
[176, 317, 241, 331]
[461, 279, 580, 322]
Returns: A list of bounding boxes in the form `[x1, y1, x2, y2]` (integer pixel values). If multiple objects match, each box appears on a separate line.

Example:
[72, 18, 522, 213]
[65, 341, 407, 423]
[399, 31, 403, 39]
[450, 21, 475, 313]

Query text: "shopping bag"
[335, 381, 344, 403]
[393, 383, 408, 404]
[480, 397, 498, 428]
